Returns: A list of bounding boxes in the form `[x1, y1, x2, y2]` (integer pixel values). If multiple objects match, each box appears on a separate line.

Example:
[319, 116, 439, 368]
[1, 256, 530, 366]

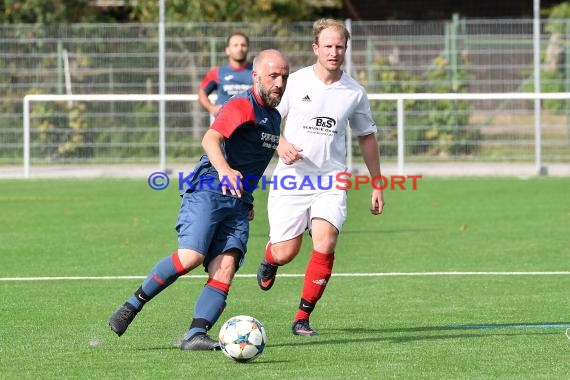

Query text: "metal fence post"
[397, 97, 405, 175]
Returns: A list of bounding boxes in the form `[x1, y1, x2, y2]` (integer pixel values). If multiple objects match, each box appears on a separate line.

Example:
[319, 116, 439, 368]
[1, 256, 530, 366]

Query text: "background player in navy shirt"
[198, 32, 253, 117]
[109, 49, 289, 351]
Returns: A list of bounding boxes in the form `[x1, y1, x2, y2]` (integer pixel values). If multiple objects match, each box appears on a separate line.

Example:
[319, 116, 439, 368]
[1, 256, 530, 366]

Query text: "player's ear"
[312, 43, 319, 56]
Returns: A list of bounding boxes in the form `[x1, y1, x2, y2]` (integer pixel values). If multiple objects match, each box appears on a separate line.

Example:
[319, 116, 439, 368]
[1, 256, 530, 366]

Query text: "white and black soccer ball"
[218, 315, 267, 362]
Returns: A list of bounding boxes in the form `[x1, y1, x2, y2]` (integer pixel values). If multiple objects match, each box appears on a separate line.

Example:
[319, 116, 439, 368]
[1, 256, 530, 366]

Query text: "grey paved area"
[1, 163, 569, 179]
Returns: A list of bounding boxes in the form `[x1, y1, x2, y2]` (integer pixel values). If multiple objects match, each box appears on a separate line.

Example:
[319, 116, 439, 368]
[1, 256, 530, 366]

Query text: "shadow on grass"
[268, 322, 570, 347]
[133, 344, 291, 364]
[337, 322, 570, 334]
[130, 322, 570, 353]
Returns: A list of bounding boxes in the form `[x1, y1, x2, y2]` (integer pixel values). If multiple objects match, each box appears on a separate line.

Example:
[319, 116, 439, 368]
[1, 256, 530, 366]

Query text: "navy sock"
[127, 252, 187, 311]
[184, 280, 229, 339]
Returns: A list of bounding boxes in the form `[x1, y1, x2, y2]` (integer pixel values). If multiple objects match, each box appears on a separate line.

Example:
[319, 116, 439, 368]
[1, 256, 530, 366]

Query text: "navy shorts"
[176, 190, 250, 271]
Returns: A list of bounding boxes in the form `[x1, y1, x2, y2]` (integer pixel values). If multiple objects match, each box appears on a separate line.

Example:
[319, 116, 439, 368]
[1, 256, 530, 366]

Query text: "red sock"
[264, 242, 278, 265]
[294, 249, 334, 321]
[206, 278, 230, 294]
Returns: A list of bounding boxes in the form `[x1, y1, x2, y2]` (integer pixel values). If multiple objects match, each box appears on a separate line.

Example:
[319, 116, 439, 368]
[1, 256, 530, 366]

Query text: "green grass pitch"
[1, 176, 569, 379]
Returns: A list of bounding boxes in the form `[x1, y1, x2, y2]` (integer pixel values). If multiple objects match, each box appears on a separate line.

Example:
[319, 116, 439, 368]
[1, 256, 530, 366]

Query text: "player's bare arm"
[277, 136, 303, 165]
[358, 133, 385, 215]
[198, 89, 222, 117]
[201, 128, 243, 198]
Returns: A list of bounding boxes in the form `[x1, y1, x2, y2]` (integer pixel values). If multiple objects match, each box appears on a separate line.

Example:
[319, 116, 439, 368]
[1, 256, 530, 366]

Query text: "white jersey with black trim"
[271, 65, 377, 193]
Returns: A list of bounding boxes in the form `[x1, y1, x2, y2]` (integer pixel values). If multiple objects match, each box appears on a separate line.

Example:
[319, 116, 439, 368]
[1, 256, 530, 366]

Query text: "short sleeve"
[210, 98, 255, 138]
[349, 91, 377, 136]
[200, 67, 219, 94]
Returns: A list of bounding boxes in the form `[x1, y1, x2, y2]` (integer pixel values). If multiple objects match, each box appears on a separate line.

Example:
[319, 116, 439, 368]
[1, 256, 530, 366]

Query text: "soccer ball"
[218, 315, 267, 362]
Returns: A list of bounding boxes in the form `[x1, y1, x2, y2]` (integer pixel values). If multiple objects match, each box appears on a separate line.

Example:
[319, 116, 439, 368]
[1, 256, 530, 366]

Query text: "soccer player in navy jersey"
[198, 32, 253, 117]
[109, 49, 289, 351]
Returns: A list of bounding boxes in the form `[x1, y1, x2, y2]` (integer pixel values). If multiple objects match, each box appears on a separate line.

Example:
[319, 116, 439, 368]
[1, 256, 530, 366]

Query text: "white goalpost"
[23, 94, 198, 178]
[366, 92, 570, 176]
[22, 92, 570, 179]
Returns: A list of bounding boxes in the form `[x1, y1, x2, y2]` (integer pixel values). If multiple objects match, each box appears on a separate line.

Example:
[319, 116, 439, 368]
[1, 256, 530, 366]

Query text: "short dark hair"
[226, 32, 250, 47]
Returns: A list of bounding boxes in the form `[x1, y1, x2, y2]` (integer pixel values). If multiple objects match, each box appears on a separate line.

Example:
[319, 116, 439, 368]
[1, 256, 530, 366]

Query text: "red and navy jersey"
[200, 63, 253, 105]
[187, 88, 281, 204]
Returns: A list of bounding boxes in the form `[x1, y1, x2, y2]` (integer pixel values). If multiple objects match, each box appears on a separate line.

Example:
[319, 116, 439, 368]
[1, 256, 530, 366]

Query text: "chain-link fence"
[1, 19, 569, 173]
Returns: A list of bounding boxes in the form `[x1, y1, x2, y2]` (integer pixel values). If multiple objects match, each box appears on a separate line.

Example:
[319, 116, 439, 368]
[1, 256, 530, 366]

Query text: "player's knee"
[177, 249, 204, 270]
[271, 243, 300, 265]
[311, 235, 338, 253]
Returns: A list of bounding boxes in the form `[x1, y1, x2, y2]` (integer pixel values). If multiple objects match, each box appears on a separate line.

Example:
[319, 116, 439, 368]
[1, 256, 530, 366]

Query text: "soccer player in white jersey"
[256, 18, 385, 336]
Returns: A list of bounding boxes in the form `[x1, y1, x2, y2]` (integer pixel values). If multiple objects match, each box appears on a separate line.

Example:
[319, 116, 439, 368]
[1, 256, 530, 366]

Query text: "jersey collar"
[252, 87, 268, 107]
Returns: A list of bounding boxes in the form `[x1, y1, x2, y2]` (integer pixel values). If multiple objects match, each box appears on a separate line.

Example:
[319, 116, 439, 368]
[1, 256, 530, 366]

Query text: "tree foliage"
[0, 0, 342, 24]
[128, 0, 340, 23]
[524, 1, 570, 111]
[1, 0, 117, 23]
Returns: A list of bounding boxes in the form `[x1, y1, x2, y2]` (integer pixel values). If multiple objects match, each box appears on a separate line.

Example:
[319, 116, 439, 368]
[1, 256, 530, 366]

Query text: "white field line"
[1, 271, 570, 281]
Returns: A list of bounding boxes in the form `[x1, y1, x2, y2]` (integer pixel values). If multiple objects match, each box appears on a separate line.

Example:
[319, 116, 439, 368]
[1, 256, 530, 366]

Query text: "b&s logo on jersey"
[302, 117, 338, 136]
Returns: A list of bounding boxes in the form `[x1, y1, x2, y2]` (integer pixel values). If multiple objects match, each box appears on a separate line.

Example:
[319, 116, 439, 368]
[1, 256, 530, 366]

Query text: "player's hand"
[218, 168, 243, 198]
[278, 141, 303, 165]
[370, 189, 384, 215]
[211, 104, 222, 117]
[247, 208, 255, 221]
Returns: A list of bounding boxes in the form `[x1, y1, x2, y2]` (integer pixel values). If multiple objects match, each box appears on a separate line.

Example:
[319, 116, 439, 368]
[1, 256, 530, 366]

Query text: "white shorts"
[268, 189, 347, 243]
